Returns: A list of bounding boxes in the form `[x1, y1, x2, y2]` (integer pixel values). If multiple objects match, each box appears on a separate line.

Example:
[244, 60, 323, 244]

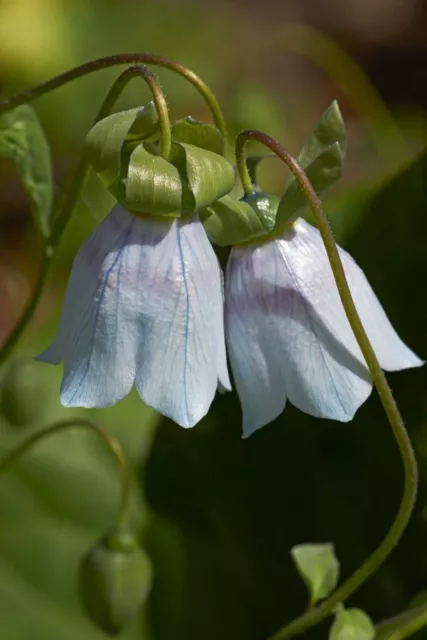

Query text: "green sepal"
[84, 102, 160, 194]
[298, 100, 346, 169]
[276, 142, 343, 227]
[275, 101, 346, 228]
[172, 116, 224, 155]
[0, 105, 53, 238]
[121, 143, 182, 215]
[201, 192, 278, 247]
[169, 142, 235, 214]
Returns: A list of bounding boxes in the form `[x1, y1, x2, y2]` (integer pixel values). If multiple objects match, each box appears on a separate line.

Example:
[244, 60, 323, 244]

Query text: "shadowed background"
[1, 0, 427, 638]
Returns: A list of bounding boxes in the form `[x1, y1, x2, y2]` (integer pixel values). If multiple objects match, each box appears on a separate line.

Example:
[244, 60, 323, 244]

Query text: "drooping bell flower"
[37, 103, 234, 427]
[225, 214, 422, 438]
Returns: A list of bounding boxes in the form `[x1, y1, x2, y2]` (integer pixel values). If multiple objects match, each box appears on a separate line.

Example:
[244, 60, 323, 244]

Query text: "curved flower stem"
[0, 418, 133, 531]
[0, 53, 227, 137]
[0, 249, 52, 367]
[236, 130, 418, 639]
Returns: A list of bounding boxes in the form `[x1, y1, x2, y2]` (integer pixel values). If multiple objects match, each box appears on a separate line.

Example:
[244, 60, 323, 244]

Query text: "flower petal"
[135, 215, 230, 428]
[282, 219, 423, 372]
[226, 231, 374, 432]
[225, 249, 287, 437]
[38, 204, 143, 407]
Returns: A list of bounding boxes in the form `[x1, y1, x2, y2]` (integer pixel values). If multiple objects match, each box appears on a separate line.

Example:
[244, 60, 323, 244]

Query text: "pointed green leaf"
[276, 142, 343, 228]
[276, 101, 346, 227]
[291, 543, 339, 606]
[201, 194, 270, 246]
[329, 608, 375, 640]
[122, 144, 182, 215]
[172, 117, 224, 155]
[84, 102, 159, 194]
[170, 142, 235, 213]
[298, 100, 346, 169]
[0, 105, 53, 238]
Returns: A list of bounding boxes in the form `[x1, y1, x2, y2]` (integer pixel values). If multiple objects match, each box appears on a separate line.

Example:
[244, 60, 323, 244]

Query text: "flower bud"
[79, 532, 152, 636]
[1, 358, 46, 426]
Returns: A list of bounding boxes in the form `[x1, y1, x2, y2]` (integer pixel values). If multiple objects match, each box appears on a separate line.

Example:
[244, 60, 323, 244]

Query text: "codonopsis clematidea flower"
[226, 218, 423, 437]
[38, 204, 230, 427]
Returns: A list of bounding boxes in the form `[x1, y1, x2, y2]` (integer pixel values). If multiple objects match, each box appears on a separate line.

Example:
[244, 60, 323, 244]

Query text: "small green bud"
[1, 358, 46, 426]
[242, 192, 280, 232]
[79, 532, 152, 636]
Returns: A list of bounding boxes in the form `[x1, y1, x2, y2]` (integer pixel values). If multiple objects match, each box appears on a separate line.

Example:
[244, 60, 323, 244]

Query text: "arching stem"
[0, 418, 133, 531]
[235, 129, 418, 639]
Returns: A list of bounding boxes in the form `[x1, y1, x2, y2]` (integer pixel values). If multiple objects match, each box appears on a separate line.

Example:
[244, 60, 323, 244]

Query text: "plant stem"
[0, 53, 227, 137]
[0, 249, 52, 367]
[0, 418, 133, 531]
[235, 130, 418, 640]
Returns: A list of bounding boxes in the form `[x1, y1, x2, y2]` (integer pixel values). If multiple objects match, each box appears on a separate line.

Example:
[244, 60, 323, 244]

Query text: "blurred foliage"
[1, 1, 427, 640]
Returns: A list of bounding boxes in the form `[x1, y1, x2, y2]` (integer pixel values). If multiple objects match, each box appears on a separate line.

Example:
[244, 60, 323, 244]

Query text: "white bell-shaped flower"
[38, 204, 230, 428]
[225, 218, 422, 437]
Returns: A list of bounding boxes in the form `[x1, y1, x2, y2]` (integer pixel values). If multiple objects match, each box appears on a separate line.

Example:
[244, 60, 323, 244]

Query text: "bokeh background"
[1, 0, 427, 638]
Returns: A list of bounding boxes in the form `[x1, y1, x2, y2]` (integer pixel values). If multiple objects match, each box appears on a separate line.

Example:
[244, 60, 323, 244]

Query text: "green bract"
[85, 104, 234, 216]
[172, 116, 224, 155]
[201, 192, 279, 246]
[275, 100, 346, 228]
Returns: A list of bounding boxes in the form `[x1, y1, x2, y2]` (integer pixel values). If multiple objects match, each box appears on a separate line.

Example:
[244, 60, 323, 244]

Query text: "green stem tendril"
[0, 53, 226, 137]
[375, 601, 427, 639]
[0, 418, 133, 531]
[104, 64, 171, 160]
[235, 130, 418, 640]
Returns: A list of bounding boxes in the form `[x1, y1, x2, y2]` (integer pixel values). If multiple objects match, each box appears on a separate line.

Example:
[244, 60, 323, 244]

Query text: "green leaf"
[329, 608, 375, 640]
[0, 105, 53, 238]
[290, 543, 339, 606]
[170, 142, 235, 213]
[172, 117, 224, 155]
[84, 102, 159, 195]
[276, 142, 343, 227]
[297, 100, 346, 169]
[201, 194, 271, 246]
[122, 144, 182, 215]
[276, 101, 346, 227]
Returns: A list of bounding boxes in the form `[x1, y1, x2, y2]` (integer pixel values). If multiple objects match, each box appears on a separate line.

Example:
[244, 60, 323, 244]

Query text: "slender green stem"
[0, 53, 226, 137]
[235, 130, 418, 640]
[0, 418, 133, 530]
[0, 249, 52, 367]
[375, 602, 427, 639]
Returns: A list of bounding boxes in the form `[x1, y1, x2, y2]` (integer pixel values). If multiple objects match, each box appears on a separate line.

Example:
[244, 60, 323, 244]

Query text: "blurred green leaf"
[276, 143, 343, 227]
[0, 105, 53, 238]
[329, 608, 375, 640]
[172, 117, 224, 155]
[297, 100, 346, 169]
[291, 543, 339, 606]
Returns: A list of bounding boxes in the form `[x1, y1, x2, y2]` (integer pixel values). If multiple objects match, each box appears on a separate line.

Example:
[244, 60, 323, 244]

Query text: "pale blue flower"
[38, 204, 230, 427]
[225, 218, 423, 437]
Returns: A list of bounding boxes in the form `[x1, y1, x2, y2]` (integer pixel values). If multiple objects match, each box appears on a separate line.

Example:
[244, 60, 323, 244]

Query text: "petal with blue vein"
[38, 204, 147, 407]
[135, 215, 230, 427]
[226, 218, 422, 435]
